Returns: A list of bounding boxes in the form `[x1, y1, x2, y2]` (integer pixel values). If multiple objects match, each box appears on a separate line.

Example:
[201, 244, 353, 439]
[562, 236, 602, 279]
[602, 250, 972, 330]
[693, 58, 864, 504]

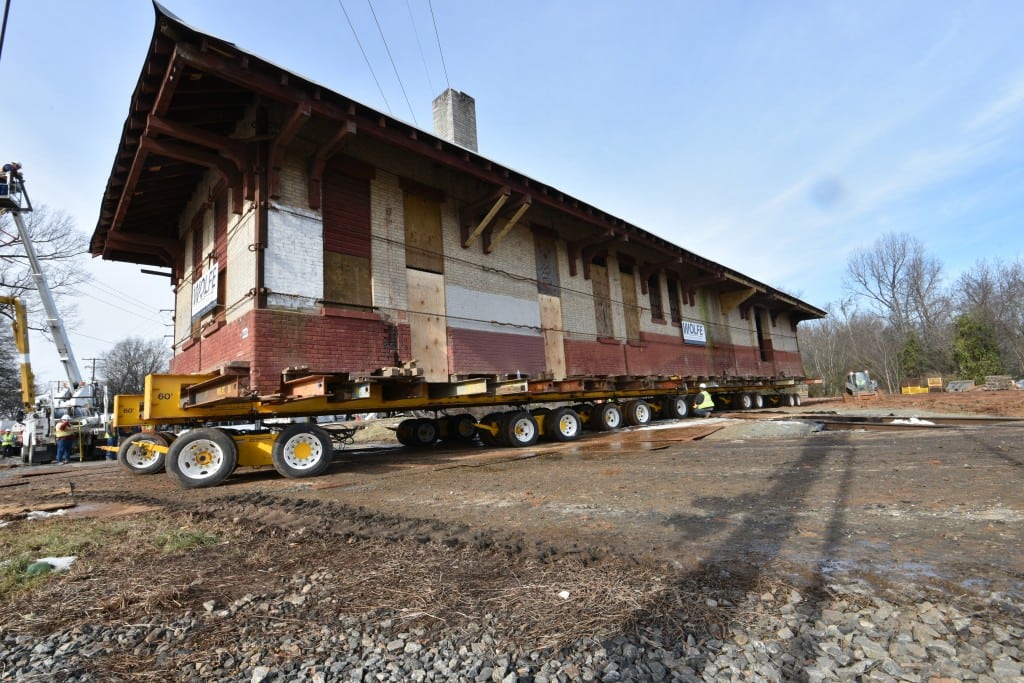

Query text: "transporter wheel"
[753, 393, 765, 409]
[502, 411, 539, 447]
[396, 419, 417, 446]
[595, 403, 623, 431]
[793, 394, 802, 406]
[738, 393, 754, 410]
[623, 399, 653, 426]
[662, 395, 690, 420]
[477, 413, 505, 447]
[272, 424, 333, 478]
[118, 431, 170, 475]
[544, 407, 582, 442]
[165, 428, 238, 489]
[408, 418, 439, 447]
[443, 414, 478, 442]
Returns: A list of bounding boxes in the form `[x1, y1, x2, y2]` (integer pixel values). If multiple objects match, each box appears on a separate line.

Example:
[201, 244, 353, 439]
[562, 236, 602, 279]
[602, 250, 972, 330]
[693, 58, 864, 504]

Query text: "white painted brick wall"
[265, 203, 323, 309]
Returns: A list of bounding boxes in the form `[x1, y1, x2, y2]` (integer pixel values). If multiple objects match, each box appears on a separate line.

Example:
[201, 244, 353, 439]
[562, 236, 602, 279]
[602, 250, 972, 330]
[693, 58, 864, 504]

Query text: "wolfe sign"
[682, 319, 707, 346]
[191, 263, 219, 321]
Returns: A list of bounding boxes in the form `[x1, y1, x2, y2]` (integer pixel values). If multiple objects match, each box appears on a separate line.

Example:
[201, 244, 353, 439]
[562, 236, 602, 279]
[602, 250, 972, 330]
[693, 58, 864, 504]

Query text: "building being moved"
[90, 4, 825, 397]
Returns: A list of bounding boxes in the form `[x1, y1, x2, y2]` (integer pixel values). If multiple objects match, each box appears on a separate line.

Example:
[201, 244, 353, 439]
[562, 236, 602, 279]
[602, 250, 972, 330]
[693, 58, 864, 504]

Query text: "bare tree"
[799, 303, 851, 395]
[844, 232, 951, 375]
[1, 204, 90, 334]
[101, 338, 171, 398]
[0, 324, 23, 418]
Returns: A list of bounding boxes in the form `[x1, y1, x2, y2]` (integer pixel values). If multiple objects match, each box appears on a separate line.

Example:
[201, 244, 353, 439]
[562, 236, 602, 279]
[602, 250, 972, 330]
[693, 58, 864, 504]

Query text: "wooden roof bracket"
[720, 286, 759, 315]
[568, 230, 625, 279]
[460, 186, 510, 248]
[684, 273, 727, 306]
[103, 232, 181, 267]
[268, 101, 311, 199]
[146, 114, 251, 199]
[307, 120, 357, 211]
[483, 194, 532, 254]
[639, 257, 682, 294]
[139, 136, 244, 213]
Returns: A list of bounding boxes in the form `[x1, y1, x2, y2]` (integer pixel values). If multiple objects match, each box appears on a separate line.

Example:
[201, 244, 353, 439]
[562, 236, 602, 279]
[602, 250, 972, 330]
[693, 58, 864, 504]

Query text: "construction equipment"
[1, 168, 106, 462]
[844, 370, 879, 402]
[113, 368, 806, 489]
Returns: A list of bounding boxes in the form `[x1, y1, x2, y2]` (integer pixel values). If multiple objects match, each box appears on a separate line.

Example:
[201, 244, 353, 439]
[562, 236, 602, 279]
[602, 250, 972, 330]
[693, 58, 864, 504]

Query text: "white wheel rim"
[636, 404, 651, 423]
[282, 432, 324, 470]
[177, 438, 226, 480]
[511, 417, 536, 443]
[414, 422, 436, 443]
[125, 440, 159, 469]
[605, 408, 621, 428]
[557, 415, 579, 437]
[674, 398, 687, 416]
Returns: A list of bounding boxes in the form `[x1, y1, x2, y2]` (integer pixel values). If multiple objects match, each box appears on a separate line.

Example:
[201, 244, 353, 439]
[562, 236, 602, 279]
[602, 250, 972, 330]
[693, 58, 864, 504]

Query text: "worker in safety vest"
[1, 429, 15, 458]
[54, 416, 75, 464]
[693, 383, 715, 418]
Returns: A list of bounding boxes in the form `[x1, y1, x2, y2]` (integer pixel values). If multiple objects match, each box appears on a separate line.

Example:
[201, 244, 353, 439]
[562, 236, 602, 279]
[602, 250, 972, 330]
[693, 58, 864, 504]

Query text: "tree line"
[799, 232, 1023, 395]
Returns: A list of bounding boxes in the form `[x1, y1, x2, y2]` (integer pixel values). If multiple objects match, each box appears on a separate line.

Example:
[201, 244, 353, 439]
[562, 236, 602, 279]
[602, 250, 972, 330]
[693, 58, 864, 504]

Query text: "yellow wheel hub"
[291, 441, 312, 461]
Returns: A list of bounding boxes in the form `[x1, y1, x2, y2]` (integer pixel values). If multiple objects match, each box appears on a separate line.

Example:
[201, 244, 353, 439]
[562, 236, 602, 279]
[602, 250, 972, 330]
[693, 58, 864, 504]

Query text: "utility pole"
[82, 358, 103, 383]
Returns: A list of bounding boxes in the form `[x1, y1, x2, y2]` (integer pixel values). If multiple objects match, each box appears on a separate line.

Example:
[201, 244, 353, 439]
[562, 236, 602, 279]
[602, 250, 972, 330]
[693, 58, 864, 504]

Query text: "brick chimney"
[432, 88, 478, 152]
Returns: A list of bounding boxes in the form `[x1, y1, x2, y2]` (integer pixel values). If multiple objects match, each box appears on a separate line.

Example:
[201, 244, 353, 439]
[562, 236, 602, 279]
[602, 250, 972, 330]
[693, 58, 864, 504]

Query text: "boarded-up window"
[533, 231, 560, 296]
[404, 192, 444, 274]
[323, 170, 372, 307]
[648, 274, 663, 321]
[666, 279, 682, 323]
[620, 266, 641, 343]
[191, 213, 204, 278]
[214, 188, 228, 309]
[591, 260, 613, 338]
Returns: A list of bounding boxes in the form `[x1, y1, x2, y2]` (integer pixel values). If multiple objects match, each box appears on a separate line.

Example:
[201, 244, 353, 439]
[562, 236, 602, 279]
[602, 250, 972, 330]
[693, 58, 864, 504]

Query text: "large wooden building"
[90, 5, 824, 396]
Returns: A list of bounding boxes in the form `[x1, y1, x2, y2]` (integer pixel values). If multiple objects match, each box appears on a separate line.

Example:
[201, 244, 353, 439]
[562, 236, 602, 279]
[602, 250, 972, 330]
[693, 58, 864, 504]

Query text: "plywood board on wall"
[407, 268, 448, 382]
[591, 263, 613, 338]
[539, 293, 566, 380]
[324, 252, 371, 307]
[621, 270, 640, 343]
[404, 193, 444, 274]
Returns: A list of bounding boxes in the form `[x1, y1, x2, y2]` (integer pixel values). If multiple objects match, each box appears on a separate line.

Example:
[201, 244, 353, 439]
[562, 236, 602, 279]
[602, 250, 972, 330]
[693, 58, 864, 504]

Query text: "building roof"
[90, 2, 825, 322]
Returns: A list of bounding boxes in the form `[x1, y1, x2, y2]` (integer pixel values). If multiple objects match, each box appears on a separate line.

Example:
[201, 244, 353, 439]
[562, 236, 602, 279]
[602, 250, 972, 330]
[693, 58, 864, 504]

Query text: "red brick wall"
[564, 336, 628, 376]
[449, 328, 545, 376]
[170, 309, 406, 395]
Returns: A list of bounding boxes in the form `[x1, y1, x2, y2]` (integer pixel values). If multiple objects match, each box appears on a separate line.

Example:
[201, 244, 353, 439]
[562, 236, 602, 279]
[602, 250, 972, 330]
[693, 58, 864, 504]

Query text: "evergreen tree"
[952, 315, 1004, 383]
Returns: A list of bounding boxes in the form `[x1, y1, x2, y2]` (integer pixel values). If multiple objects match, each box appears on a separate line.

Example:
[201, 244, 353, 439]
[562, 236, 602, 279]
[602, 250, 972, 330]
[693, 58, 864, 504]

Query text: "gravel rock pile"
[3, 572, 1022, 682]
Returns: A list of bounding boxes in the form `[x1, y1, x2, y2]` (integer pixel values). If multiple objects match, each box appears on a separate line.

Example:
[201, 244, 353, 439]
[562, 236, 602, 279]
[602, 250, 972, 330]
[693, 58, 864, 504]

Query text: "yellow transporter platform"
[113, 370, 804, 489]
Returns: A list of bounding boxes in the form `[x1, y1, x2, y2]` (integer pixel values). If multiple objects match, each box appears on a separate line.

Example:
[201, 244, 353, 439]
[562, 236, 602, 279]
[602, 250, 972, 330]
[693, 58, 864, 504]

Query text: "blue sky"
[2, 0, 1022, 387]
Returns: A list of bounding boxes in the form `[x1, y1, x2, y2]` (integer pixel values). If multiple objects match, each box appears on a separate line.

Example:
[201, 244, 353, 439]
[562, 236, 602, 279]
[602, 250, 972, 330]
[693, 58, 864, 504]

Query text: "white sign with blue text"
[191, 263, 219, 321]
[682, 319, 706, 346]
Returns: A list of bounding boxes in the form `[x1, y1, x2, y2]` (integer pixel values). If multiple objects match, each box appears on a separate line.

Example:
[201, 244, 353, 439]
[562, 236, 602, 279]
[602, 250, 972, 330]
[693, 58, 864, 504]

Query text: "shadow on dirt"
[628, 431, 855, 676]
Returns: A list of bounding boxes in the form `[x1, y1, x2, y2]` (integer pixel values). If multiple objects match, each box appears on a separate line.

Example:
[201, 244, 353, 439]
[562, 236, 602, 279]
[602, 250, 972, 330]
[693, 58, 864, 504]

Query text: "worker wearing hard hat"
[54, 416, 74, 464]
[1, 429, 15, 458]
[693, 383, 715, 418]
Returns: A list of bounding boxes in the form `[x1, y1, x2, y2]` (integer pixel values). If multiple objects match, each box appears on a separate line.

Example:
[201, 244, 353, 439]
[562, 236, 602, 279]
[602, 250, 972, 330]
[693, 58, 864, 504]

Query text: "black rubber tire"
[502, 411, 539, 447]
[477, 413, 504, 447]
[595, 403, 623, 431]
[738, 393, 754, 410]
[409, 418, 439, 447]
[571, 403, 594, 426]
[442, 414, 478, 442]
[165, 428, 238, 489]
[544, 407, 582, 442]
[118, 431, 170, 475]
[396, 418, 417, 446]
[623, 400, 653, 426]
[662, 395, 690, 420]
[272, 424, 333, 478]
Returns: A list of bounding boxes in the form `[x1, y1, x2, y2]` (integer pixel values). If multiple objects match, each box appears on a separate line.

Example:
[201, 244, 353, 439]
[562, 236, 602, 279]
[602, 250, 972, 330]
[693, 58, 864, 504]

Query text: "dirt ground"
[2, 390, 1023, 645]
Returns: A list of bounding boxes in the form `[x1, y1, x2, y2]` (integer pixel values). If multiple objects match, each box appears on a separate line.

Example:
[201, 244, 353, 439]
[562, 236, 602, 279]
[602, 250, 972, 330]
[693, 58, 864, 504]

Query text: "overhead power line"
[405, 0, 434, 95]
[366, 0, 417, 125]
[335, 0, 392, 115]
[427, 0, 451, 91]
